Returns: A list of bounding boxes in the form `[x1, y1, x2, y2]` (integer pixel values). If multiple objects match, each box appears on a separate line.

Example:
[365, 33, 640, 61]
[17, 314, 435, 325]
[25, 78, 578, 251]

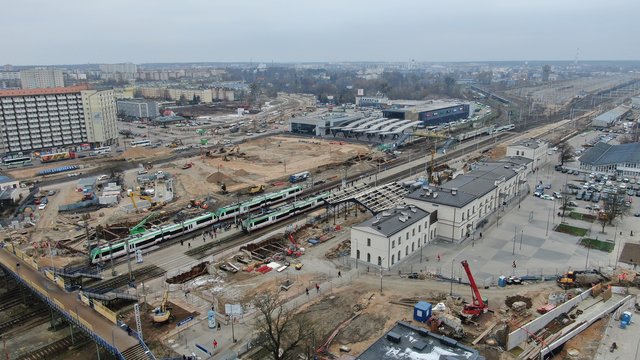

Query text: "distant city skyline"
[2, 0, 639, 65]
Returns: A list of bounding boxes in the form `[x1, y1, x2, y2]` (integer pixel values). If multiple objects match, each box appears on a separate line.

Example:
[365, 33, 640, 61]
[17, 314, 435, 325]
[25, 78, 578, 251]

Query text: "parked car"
[541, 194, 554, 200]
[568, 201, 578, 207]
[97, 174, 108, 181]
[38, 203, 47, 210]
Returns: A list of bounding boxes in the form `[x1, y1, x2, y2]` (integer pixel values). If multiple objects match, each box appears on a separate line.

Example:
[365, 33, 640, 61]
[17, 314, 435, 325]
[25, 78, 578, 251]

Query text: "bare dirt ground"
[552, 316, 608, 360]
[166, 136, 372, 198]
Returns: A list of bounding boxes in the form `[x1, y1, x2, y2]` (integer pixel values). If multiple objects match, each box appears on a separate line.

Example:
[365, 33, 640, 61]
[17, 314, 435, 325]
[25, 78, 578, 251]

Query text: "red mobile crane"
[460, 260, 488, 317]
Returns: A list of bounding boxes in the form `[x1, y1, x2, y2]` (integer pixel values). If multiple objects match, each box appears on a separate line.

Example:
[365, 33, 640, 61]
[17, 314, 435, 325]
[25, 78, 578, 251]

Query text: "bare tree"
[557, 141, 574, 166]
[559, 189, 573, 219]
[254, 291, 313, 360]
[600, 192, 630, 232]
[617, 135, 634, 144]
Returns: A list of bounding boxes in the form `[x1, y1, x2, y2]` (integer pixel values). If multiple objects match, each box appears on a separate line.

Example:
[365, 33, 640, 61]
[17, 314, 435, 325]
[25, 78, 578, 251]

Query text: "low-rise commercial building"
[382, 100, 469, 126]
[117, 99, 159, 119]
[289, 112, 365, 136]
[350, 205, 437, 269]
[592, 105, 631, 128]
[579, 142, 640, 177]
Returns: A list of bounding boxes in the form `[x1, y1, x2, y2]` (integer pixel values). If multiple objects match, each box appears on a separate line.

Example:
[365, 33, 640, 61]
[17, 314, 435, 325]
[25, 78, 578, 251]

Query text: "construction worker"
[213, 339, 218, 349]
[315, 283, 320, 293]
[305, 288, 309, 296]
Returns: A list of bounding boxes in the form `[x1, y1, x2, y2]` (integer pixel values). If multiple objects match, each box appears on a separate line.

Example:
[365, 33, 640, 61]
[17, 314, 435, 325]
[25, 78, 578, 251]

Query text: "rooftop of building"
[0, 84, 90, 97]
[152, 115, 187, 123]
[500, 156, 534, 167]
[383, 100, 465, 113]
[579, 141, 640, 165]
[594, 105, 631, 123]
[511, 138, 546, 149]
[406, 162, 518, 208]
[353, 205, 429, 237]
[356, 321, 484, 360]
[0, 175, 13, 184]
[116, 98, 157, 103]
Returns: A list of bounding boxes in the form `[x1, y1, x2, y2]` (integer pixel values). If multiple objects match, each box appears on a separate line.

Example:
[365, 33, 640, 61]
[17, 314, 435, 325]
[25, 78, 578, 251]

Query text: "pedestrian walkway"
[0, 249, 139, 355]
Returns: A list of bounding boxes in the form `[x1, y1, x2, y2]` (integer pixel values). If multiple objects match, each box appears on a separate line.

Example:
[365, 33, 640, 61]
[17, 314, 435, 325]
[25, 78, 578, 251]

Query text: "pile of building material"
[166, 261, 210, 284]
[325, 240, 351, 259]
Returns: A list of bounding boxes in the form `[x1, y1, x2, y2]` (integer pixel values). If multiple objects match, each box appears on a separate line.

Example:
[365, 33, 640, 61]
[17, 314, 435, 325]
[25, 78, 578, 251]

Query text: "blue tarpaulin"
[37, 165, 79, 176]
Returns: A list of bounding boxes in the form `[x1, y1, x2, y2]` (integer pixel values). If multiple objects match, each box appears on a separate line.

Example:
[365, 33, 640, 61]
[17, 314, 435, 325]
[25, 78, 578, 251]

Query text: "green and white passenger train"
[90, 185, 310, 264]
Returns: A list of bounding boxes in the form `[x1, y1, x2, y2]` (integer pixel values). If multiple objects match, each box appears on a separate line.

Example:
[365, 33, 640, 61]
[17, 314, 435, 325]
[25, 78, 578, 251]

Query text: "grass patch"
[555, 223, 589, 236]
[568, 212, 595, 222]
[580, 238, 614, 253]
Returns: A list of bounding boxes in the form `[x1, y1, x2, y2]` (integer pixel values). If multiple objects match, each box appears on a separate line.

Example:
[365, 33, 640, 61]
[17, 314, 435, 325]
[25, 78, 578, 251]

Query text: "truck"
[556, 269, 609, 289]
[289, 171, 310, 183]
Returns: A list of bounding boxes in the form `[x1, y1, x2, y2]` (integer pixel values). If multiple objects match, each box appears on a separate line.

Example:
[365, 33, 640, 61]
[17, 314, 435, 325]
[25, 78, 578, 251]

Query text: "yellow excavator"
[152, 289, 174, 324]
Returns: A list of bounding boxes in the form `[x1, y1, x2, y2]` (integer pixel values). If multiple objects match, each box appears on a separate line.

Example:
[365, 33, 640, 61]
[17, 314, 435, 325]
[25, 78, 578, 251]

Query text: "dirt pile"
[505, 295, 533, 309]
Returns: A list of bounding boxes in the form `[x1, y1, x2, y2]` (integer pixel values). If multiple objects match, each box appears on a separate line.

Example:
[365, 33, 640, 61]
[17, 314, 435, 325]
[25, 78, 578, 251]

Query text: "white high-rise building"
[99, 63, 137, 74]
[20, 68, 64, 89]
[0, 85, 118, 156]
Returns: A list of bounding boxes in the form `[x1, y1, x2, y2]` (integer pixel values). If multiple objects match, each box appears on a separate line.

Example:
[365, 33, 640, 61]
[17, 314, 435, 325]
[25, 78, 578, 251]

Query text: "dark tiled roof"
[579, 142, 640, 166]
[354, 206, 429, 237]
[357, 321, 485, 360]
[406, 162, 517, 208]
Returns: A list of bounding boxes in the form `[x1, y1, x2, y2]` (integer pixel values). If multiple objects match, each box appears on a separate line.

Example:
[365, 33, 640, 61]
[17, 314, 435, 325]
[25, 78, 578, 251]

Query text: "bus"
[2, 156, 33, 168]
[92, 146, 111, 155]
[130, 140, 151, 148]
[289, 171, 310, 183]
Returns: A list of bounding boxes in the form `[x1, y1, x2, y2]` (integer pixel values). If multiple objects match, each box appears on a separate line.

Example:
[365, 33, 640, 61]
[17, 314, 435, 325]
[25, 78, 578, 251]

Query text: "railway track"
[85, 264, 166, 293]
[0, 307, 49, 335]
[17, 332, 90, 360]
[0, 297, 25, 312]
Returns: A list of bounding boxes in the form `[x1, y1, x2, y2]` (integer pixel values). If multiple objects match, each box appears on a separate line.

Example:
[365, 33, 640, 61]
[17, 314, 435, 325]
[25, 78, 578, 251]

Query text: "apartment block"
[20, 68, 64, 89]
[0, 85, 118, 156]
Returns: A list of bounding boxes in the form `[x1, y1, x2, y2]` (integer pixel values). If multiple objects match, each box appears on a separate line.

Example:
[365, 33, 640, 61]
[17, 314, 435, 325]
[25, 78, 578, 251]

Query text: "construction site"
[1, 87, 639, 360]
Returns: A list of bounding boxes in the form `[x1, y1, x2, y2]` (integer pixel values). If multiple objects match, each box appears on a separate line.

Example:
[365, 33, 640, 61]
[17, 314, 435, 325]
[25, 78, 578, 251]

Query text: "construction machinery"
[129, 212, 159, 236]
[248, 184, 266, 194]
[461, 260, 488, 318]
[152, 289, 174, 324]
[168, 139, 183, 149]
[429, 311, 465, 338]
[556, 269, 609, 289]
[129, 191, 165, 212]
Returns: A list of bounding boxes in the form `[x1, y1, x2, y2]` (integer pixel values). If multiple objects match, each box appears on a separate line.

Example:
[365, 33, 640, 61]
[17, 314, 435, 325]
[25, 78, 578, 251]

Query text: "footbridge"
[0, 245, 154, 360]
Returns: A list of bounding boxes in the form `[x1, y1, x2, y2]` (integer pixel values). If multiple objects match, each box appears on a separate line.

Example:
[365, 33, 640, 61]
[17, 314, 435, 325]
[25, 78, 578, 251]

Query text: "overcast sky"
[3, 0, 639, 65]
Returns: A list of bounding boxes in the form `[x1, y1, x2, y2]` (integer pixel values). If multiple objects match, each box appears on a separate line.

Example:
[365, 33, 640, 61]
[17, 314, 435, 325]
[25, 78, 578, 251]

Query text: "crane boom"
[461, 260, 487, 316]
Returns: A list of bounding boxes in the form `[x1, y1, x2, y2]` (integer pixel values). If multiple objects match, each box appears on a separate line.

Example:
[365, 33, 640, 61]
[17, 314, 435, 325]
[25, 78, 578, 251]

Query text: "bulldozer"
[248, 184, 265, 194]
[152, 289, 174, 325]
[168, 139, 183, 149]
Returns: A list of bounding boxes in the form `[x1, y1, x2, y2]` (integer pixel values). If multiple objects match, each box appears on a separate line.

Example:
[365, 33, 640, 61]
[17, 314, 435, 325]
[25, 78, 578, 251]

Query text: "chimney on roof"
[451, 188, 458, 196]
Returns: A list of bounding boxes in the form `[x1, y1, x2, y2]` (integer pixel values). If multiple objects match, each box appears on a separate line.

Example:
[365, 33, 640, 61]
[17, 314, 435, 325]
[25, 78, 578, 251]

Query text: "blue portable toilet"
[621, 311, 632, 327]
[413, 301, 432, 322]
[498, 276, 507, 287]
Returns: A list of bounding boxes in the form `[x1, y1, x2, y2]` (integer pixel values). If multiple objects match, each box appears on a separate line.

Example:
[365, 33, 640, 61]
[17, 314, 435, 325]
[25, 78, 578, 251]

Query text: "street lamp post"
[379, 259, 384, 294]
[545, 209, 551, 236]
[520, 229, 524, 250]
[615, 225, 622, 269]
[512, 226, 517, 255]
[450, 259, 454, 296]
